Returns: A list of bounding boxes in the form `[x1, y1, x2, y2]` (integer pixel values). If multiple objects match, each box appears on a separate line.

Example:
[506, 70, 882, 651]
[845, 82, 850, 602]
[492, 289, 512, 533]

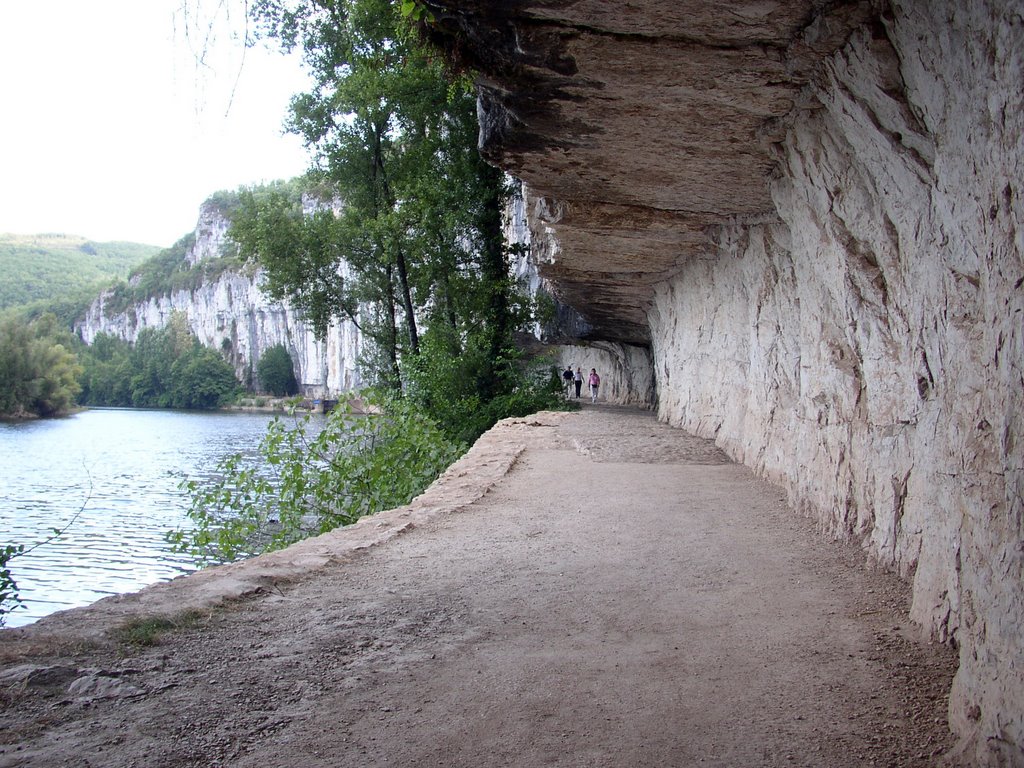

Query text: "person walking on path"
[562, 366, 574, 399]
[573, 367, 583, 399]
[588, 368, 601, 403]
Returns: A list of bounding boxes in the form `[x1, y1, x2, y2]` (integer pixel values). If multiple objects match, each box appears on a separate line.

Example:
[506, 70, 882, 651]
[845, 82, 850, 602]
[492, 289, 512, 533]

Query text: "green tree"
[129, 326, 177, 407]
[169, 345, 241, 408]
[170, 392, 462, 563]
[0, 314, 82, 417]
[229, 0, 551, 441]
[257, 343, 299, 396]
[78, 316, 240, 409]
[78, 332, 133, 406]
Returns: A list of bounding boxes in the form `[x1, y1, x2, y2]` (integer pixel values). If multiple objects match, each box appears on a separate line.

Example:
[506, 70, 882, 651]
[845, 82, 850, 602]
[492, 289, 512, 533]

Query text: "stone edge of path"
[0, 411, 572, 655]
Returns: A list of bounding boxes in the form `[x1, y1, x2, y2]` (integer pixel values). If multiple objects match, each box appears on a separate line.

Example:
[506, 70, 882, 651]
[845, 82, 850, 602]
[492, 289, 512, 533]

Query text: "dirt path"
[1, 406, 959, 767]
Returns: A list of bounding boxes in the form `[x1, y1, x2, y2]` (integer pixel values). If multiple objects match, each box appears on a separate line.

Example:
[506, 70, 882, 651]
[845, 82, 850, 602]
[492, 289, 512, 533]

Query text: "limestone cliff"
[426, 0, 1024, 762]
[77, 202, 362, 397]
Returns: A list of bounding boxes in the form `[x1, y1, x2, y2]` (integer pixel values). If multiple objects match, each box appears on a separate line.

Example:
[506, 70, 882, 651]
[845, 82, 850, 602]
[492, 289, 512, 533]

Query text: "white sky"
[0, 1, 312, 247]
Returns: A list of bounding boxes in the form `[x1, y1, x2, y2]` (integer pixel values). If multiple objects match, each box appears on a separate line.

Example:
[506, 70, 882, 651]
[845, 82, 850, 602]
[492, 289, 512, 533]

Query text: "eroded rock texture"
[426, 0, 1024, 762]
[77, 202, 362, 396]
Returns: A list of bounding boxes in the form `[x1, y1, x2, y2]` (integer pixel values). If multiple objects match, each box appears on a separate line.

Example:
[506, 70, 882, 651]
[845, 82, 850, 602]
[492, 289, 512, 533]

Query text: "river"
[0, 407, 321, 628]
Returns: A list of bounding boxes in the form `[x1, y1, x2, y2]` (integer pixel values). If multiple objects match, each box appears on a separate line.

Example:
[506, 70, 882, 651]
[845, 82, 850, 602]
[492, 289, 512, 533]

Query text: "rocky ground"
[0, 406, 961, 767]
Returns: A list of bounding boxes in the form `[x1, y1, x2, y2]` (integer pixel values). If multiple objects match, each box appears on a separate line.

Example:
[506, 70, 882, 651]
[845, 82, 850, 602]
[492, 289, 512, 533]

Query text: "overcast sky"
[0, 1, 312, 247]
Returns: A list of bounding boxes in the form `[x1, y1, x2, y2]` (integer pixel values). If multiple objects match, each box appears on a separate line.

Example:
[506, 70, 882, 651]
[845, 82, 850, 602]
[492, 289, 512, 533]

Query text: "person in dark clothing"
[562, 366, 574, 398]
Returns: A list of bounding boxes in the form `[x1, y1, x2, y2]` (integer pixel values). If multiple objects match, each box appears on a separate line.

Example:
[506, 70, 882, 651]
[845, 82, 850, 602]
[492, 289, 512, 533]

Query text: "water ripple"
[1, 408, 320, 628]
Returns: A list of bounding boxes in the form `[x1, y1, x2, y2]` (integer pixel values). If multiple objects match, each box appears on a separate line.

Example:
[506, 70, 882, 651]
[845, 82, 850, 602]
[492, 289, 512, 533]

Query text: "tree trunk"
[477, 164, 510, 399]
[383, 262, 401, 389]
[372, 122, 420, 356]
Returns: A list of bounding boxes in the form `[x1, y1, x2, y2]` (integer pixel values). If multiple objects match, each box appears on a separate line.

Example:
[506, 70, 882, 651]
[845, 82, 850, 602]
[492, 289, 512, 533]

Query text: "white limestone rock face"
[77, 204, 361, 397]
[184, 203, 232, 268]
[650, 3, 1022, 761]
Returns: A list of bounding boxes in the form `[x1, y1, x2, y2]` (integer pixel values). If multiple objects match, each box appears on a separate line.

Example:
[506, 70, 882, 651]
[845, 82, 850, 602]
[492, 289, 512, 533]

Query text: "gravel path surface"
[1, 406, 959, 767]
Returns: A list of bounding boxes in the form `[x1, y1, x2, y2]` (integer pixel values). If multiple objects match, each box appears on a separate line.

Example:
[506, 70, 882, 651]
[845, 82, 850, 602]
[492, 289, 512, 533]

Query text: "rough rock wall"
[426, 0, 1023, 762]
[184, 203, 232, 268]
[507, 181, 595, 341]
[652, 5, 1023, 760]
[77, 205, 362, 397]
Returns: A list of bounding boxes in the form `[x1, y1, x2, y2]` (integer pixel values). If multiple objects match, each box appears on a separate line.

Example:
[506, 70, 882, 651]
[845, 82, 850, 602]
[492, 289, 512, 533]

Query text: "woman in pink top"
[588, 369, 600, 403]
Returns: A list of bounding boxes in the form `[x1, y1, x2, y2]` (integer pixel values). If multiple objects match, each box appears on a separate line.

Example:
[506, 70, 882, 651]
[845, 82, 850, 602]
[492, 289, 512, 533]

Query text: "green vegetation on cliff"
[100, 235, 244, 320]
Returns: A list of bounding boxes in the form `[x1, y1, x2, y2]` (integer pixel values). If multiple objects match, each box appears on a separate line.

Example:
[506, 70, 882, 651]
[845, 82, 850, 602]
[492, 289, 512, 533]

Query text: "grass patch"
[112, 610, 205, 647]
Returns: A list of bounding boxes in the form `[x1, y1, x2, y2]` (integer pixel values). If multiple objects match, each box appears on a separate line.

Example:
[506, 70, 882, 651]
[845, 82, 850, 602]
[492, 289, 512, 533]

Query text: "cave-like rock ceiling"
[425, 1, 874, 343]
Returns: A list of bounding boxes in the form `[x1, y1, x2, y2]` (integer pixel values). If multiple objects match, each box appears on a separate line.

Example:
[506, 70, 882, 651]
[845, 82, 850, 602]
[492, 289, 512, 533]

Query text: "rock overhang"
[422, 0, 875, 344]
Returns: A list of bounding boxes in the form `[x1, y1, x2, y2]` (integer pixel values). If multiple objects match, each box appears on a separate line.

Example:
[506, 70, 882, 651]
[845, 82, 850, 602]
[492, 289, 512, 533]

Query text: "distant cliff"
[76, 200, 361, 398]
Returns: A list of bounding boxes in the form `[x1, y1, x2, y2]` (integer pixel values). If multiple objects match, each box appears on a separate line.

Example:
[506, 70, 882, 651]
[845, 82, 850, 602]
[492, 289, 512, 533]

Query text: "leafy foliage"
[168, 346, 243, 409]
[257, 344, 299, 396]
[0, 313, 82, 417]
[170, 392, 462, 564]
[402, 332, 564, 445]
[0, 233, 160, 312]
[398, 0, 434, 23]
[0, 544, 26, 626]
[78, 314, 240, 409]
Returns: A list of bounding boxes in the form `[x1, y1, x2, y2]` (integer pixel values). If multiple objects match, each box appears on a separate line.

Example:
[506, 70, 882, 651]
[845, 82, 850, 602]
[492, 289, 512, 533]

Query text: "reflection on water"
[0, 408, 319, 628]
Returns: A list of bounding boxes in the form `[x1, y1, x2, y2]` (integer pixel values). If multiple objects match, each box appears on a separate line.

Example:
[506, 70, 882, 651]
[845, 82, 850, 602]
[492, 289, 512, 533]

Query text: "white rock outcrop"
[77, 204, 362, 397]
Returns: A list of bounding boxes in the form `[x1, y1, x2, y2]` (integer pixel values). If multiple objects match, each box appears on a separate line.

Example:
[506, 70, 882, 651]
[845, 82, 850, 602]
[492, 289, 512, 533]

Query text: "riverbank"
[0, 406, 961, 766]
[228, 394, 376, 414]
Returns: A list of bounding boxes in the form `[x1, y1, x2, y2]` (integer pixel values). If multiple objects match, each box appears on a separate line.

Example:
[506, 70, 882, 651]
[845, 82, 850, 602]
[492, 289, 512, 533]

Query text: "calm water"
[0, 408, 319, 628]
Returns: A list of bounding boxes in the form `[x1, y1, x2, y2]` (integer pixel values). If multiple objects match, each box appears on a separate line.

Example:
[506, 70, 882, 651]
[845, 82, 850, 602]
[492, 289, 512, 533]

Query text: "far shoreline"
[2, 393, 375, 423]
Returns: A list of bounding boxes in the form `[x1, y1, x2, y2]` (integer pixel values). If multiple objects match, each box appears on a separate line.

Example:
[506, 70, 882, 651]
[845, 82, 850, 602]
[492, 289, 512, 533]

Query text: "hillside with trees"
[0, 233, 160, 313]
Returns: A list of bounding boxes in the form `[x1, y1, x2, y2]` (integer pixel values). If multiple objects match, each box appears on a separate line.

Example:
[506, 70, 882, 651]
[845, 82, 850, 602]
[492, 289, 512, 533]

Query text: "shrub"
[0, 314, 82, 417]
[257, 344, 298, 396]
[169, 391, 462, 564]
[0, 544, 25, 626]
